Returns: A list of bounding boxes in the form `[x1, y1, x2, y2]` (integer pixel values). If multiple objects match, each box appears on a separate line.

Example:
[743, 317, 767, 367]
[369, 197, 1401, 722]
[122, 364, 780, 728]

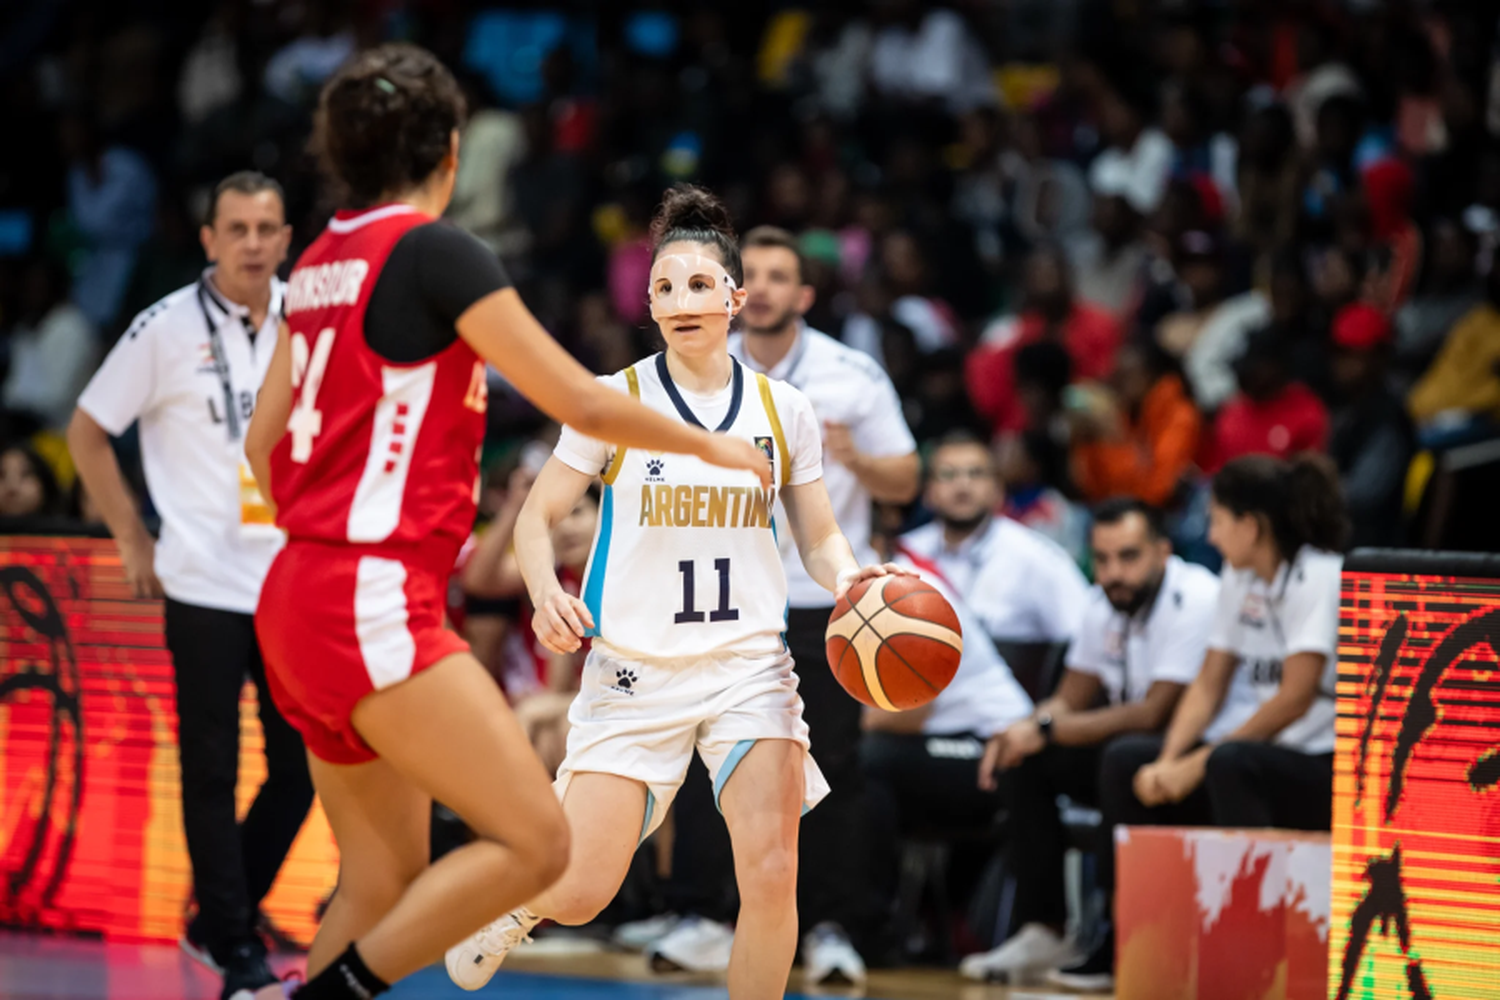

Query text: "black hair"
[649, 185, 743, 286]
[206, 171, 285, 225]
[742, 225, 808, 285]
[924, 429, 995, 483]
[313, 43, 467, 207]
[1093, 496, 1166, 540]
[0, 441, 63, 518]
[1211, 454, 1350, 559]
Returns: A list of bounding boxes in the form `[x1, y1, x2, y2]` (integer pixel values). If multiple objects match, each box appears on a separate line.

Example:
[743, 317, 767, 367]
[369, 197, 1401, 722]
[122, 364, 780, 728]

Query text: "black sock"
[295, 944, 389, 999]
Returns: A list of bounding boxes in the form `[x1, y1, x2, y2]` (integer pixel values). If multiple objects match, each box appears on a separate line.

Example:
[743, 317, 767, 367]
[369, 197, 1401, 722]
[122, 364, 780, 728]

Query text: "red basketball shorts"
[256, 540, 470, 764]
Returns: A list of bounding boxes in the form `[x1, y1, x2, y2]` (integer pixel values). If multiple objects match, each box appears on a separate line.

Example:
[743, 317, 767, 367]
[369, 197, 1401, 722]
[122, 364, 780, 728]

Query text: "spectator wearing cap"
[967, 246, 1122, 438]
[1072, 340, 1202, 508]
[1408, 262, 1500, 444]
[1206, 327, 1330, 471]
[1328, 304, 1415, 547]
[1155, 230, 1272, 411]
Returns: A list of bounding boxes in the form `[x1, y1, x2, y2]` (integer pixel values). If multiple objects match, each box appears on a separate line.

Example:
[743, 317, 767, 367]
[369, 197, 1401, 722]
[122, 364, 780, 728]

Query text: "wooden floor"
[0, 932, 1111, 999]
[508, 938, 1109, 1000]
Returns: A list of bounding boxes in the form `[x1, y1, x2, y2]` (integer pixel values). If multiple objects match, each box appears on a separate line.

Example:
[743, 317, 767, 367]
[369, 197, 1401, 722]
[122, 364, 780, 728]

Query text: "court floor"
[0, 933, 1110, 1000]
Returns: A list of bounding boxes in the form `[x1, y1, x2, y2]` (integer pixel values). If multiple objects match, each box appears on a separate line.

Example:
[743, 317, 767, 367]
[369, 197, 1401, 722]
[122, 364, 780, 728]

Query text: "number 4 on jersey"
[288, 329, 335, 463]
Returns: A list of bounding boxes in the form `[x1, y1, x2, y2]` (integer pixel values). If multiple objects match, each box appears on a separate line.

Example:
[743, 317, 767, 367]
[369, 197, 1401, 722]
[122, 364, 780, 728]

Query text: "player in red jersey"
[241, 44, 770, 1000]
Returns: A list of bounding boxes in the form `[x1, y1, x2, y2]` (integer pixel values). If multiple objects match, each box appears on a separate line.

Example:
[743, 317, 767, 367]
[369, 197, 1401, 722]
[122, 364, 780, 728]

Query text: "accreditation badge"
[238, 461, 282, 541]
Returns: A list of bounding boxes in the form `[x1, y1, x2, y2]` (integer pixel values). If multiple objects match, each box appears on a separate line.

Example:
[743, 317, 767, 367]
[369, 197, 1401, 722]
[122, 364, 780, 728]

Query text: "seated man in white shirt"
[959, 498, 1219, 984]
[898, 432, 1090, 686]
[1046, 456, 1346, 994]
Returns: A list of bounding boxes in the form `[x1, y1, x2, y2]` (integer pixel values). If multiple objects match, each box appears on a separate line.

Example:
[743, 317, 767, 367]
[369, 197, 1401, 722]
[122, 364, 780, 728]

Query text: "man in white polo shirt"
[899, 432, 1089, 648]
[67, 172, 312, 1000]
[959, 498, 1219, 985]
[633, 226, 919, 985]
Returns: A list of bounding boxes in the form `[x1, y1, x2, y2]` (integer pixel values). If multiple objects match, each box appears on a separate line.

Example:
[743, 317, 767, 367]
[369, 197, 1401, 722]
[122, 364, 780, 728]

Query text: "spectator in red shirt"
[967, 245, 1123, 436]
[1206, 327, 1330, 472]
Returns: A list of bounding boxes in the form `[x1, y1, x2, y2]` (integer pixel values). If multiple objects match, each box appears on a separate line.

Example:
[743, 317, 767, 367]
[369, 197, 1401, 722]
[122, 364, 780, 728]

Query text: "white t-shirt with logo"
[899, 516, 1089, 643]
[1203, 547, 1343, 754]
[76, 272, 285, 615]
[729, 327, 916, 609]
[1067, 555, 1221, 705]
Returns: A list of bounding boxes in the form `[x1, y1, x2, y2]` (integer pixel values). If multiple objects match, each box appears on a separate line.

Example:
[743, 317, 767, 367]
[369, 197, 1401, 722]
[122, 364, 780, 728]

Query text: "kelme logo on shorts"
[607, 667, 639, 696]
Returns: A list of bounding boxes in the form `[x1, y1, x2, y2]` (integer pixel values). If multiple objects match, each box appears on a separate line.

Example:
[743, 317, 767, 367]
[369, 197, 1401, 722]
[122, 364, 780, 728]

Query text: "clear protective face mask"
[648, 253, 736, 322]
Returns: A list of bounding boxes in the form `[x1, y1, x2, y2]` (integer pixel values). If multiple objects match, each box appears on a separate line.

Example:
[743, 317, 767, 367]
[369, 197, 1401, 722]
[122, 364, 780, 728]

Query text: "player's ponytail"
[649, 185, 743, 285]
[1211, 454, 1350, 562]
[1284, 454, 1350, 554]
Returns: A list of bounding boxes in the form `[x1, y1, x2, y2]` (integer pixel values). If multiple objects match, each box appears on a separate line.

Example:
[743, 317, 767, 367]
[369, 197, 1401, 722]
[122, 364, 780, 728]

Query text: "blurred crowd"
[4, 0, 1500, 548]
[4, 0, 1500, 973]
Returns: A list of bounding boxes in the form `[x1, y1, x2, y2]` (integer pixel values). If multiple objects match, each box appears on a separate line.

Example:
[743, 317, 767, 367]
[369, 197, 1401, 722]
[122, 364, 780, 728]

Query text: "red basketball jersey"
[271, 204, 488, 571]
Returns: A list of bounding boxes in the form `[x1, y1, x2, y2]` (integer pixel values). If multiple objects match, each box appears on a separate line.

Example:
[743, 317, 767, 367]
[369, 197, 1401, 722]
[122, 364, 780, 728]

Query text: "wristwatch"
[1035, 711, 1054, 744]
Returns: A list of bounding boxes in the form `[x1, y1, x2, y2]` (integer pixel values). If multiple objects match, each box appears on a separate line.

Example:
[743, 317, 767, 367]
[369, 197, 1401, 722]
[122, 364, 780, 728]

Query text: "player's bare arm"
[780, 478, 910, 602]
[512, 457, 596, 655]
[455, 290, 770, 488]
[244, 321, 293, 511]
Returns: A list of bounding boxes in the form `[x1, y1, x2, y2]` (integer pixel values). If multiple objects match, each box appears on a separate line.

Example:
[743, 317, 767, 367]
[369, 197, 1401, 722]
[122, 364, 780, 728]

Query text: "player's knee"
[497, 807, 571, 893]
[736, 842, 797, 911]
[1206, 741, 1254, 783]
[543, 875, 614, 926]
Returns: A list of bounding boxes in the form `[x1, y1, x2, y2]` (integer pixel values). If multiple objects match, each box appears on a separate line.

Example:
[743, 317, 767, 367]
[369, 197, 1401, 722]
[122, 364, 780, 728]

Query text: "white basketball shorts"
[554, 644, 831, 839]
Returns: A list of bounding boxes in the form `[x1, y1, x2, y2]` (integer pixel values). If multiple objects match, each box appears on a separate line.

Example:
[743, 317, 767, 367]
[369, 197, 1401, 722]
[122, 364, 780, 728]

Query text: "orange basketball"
[824, 575, 962, 710]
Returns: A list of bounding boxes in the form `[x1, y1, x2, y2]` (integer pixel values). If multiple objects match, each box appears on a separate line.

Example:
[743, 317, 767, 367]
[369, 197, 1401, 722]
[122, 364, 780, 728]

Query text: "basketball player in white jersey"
[446, 187, 903, 998]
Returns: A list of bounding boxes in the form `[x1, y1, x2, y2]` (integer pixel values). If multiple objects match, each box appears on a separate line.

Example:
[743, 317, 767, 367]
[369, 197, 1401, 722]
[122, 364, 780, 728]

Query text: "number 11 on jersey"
[676, 558, 739, 624]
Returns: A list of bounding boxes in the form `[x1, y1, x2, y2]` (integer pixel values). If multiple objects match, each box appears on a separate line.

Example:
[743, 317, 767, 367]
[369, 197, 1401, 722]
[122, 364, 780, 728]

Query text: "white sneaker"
[645, 915, 734, 972]
[958, 923, 1081, 983]
[612, 912, 682, 951]
[801, 922, 867, 986]
[445, 908, 540, 991]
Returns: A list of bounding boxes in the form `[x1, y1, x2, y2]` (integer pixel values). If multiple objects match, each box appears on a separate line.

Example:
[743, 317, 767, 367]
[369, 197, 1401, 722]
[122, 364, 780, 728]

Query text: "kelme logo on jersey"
[754, 436, 774, 464]
[607, 667, 639, 696]
[645, 457, 665, 482]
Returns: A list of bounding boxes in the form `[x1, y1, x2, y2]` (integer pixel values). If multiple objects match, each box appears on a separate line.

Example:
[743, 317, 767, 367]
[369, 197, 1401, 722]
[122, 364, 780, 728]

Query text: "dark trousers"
[165, 599, 314, 960]
[1204, 741, 1334, 829]
[1097, 734, 1333, 893]
[1006, 742, 1104, 929]
[666, 606, 870, 937]
[1099, 734, 1214, 889]
[861, 731, 1006, 928]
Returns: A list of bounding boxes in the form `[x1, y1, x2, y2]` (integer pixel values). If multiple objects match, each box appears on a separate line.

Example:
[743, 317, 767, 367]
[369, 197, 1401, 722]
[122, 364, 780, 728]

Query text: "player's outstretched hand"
[534, 591, 595, 654]
[698, 434, 772, 488]
[833, 562, 916, 603]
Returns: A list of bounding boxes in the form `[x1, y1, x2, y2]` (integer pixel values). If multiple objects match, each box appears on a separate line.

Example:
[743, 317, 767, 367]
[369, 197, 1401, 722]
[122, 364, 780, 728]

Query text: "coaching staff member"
[733, 226, 919, 983]
[68, 172, 313, 1000]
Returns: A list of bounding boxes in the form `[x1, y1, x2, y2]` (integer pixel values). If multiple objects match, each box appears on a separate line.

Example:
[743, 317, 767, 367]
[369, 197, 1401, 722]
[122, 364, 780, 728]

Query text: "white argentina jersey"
[553, 354, 823, 661]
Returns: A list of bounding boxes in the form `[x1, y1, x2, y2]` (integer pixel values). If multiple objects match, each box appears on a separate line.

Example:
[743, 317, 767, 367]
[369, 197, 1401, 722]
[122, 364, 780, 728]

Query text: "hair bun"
[650, 185, 735, 245]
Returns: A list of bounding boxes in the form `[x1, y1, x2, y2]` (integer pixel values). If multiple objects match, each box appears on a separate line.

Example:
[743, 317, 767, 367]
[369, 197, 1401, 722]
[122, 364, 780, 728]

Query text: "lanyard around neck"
[196, 279, 242, 442]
